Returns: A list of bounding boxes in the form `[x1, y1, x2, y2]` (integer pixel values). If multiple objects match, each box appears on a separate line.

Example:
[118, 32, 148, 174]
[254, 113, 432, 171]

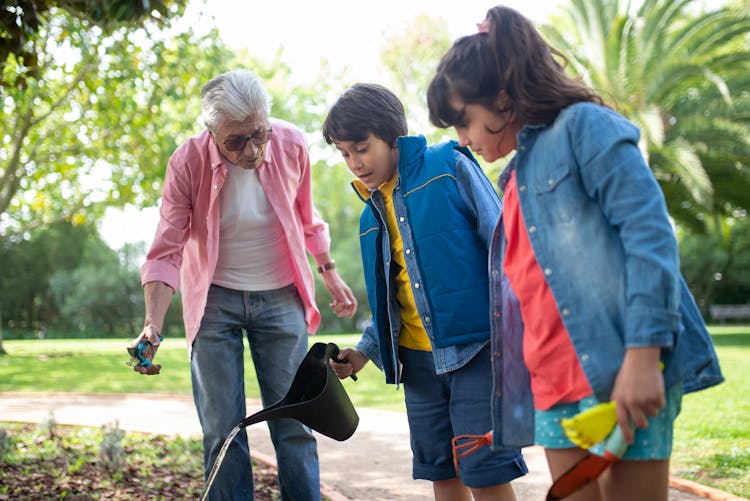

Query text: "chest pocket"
[533, 162, 572, 194]
[531, 162, 582, 224]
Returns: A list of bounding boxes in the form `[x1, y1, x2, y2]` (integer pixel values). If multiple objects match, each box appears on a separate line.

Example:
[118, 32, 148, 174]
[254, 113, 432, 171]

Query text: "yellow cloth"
[379, 177, 432, 352]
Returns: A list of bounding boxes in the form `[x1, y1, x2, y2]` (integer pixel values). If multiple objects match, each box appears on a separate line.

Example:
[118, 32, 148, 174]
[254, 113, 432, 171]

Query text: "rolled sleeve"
[625, 308, 679, 348]
[355, 324, 383, 371]
[140, 259, 179, 292]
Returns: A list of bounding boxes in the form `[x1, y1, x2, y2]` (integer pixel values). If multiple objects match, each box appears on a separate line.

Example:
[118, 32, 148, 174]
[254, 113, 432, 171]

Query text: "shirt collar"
[351, 174, 398, 201]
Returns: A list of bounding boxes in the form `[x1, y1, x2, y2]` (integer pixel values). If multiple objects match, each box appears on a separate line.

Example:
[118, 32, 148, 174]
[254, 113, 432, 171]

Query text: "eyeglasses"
[222, 128, 273, 151]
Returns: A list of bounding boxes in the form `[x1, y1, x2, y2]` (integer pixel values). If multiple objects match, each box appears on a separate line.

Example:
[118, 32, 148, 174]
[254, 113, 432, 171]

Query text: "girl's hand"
[610, 347, 665, 444]
[329, 348, 368, 380]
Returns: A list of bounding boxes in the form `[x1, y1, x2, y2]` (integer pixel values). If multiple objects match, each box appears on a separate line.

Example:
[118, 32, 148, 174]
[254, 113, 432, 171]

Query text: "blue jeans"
[191, 283, 320, 501]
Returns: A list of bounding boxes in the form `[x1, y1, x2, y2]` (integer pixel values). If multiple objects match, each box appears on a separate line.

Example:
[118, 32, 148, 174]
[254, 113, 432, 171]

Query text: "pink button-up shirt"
[140, 118, 330, 345]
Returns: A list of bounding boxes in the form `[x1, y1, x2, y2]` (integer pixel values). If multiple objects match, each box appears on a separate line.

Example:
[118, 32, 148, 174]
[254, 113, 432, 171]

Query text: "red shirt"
[502, 170, 592, 410]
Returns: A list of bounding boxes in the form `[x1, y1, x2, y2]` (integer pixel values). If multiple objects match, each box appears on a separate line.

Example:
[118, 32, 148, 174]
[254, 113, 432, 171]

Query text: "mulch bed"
[0, 423, 280, 500]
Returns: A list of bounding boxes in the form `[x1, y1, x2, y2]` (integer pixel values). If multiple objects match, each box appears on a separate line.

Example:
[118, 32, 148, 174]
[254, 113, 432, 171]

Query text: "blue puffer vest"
[356, 136, 491, 382]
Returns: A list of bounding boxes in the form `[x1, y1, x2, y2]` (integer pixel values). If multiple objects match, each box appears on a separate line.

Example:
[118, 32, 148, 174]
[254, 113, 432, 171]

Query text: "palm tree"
[542, 0, 750, 232]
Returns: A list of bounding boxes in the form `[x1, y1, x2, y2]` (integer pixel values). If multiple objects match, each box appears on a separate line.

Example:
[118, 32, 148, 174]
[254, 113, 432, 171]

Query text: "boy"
[323, 83, 528, 500]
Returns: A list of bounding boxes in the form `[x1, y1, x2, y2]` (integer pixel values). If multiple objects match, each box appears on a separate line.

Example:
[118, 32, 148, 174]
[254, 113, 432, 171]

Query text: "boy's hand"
[130, 325, 162, 376]
[329, 348, 368, 380]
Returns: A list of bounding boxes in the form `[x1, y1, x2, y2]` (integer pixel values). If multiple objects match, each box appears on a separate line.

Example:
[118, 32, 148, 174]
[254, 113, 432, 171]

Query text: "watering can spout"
[239, 342, 359, 441]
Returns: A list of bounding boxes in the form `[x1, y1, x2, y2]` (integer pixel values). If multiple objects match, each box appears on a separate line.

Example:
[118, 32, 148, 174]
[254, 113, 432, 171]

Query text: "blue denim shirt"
[355, 140, 502, 385]
[490, 102, 724, 449]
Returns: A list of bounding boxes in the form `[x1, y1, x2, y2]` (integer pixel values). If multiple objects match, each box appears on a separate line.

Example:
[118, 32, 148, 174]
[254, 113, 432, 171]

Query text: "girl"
[426, 6, 723, 501]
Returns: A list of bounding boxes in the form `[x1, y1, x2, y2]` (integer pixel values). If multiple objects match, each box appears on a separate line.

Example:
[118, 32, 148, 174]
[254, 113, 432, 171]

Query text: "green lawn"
[0, 329, 747, 497]
[0, 334, 403, 411]
[671, 326, 749, 498]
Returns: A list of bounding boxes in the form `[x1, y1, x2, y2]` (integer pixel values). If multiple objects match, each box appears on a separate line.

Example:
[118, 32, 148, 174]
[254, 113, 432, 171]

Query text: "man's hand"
[130, 324, 162, 376]
[321, 269, 358, 318]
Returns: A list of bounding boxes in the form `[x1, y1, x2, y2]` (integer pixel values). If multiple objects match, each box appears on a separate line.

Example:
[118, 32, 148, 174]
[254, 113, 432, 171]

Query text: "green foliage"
[542, 0, 750, 231]
[0, 221, 96, 330]
[680, 214, 750, 312]
[310, 161, 369, 332]
[1, 0, 187, 85]
[0, 7, 237, 235]
[49, 239, 142, 334]
[0, 221, 164, 334]
[380, 14, 453, 137]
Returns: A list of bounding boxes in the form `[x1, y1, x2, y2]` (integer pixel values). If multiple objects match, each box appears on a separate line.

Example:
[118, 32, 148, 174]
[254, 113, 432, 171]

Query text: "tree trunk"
[0, 302, 6, 355]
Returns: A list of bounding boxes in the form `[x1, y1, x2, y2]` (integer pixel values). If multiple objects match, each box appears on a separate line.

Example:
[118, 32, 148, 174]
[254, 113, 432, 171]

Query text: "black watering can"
[201, 342, 359, 500]
[239, 341, 359, 440]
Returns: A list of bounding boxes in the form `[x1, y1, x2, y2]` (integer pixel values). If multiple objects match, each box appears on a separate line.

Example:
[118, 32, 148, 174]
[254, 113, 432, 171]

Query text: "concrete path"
[0, 392, 733, 500]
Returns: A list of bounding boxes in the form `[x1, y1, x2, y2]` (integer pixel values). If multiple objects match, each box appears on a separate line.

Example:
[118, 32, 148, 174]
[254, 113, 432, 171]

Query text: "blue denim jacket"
[354, 137, 502, 385]
[490, 102, 724, 449]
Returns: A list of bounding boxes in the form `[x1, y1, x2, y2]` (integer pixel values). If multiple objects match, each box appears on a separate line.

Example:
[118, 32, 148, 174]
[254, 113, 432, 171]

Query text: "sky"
[200, 0, 563, 82]
[102, 0, 565, 249]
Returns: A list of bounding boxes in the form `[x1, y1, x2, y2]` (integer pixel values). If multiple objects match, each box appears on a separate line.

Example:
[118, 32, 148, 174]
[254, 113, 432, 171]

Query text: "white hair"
[200, 69, 272, 132]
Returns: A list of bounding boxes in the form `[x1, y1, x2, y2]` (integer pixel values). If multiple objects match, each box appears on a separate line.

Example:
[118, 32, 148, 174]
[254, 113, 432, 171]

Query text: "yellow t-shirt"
[379, 177, 432, 352]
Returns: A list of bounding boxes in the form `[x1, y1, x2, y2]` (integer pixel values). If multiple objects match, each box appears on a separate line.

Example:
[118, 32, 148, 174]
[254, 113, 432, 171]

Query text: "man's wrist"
[317, 260, 336, 274]
[144, 322, 162, 336]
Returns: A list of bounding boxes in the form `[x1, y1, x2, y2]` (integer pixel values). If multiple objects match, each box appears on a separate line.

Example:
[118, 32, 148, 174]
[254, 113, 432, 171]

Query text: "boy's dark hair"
[427, 5, 604, 129]
[322, 83, 408, 146]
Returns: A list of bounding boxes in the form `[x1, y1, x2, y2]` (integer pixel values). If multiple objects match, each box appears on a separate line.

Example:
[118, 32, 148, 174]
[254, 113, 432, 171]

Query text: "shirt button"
[424, 316, 431, 324]
[519, 145, 526, 151]
[405, 249, 411, 255]
[213, 185, 219, 189]
[414, 282, 420, 288]
[494, 311, 500, 318]
[544, 268, 552, 276]
[548, 179, 554, 186]
[581, 353, 589, 362]
[529, 226, 536, 233]
[519, 185, 527, 192]
[562, 308, 570, 316]
[492, 269, 499, 276]
[495, 390, 502, 397]
[399, 216, 405, 222]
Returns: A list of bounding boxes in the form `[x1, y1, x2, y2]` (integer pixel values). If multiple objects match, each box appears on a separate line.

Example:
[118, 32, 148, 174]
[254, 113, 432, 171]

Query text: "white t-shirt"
[212, 163, 295, 291]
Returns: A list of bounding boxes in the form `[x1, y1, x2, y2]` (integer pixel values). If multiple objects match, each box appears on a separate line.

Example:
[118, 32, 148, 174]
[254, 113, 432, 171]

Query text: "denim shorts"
[535, 383, 682, 460]
[400, 345, 528, 487]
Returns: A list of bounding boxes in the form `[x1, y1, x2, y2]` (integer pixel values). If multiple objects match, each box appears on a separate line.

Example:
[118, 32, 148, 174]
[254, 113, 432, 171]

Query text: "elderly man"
[133, 69, 357, 500]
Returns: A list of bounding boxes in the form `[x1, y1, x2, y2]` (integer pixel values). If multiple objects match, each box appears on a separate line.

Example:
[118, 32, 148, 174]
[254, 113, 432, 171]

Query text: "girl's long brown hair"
[428, 5, 604, 129]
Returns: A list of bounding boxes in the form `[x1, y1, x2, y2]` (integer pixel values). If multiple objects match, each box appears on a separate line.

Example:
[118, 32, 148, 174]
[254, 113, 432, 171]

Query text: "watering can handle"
[329, 344, 358, 381]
